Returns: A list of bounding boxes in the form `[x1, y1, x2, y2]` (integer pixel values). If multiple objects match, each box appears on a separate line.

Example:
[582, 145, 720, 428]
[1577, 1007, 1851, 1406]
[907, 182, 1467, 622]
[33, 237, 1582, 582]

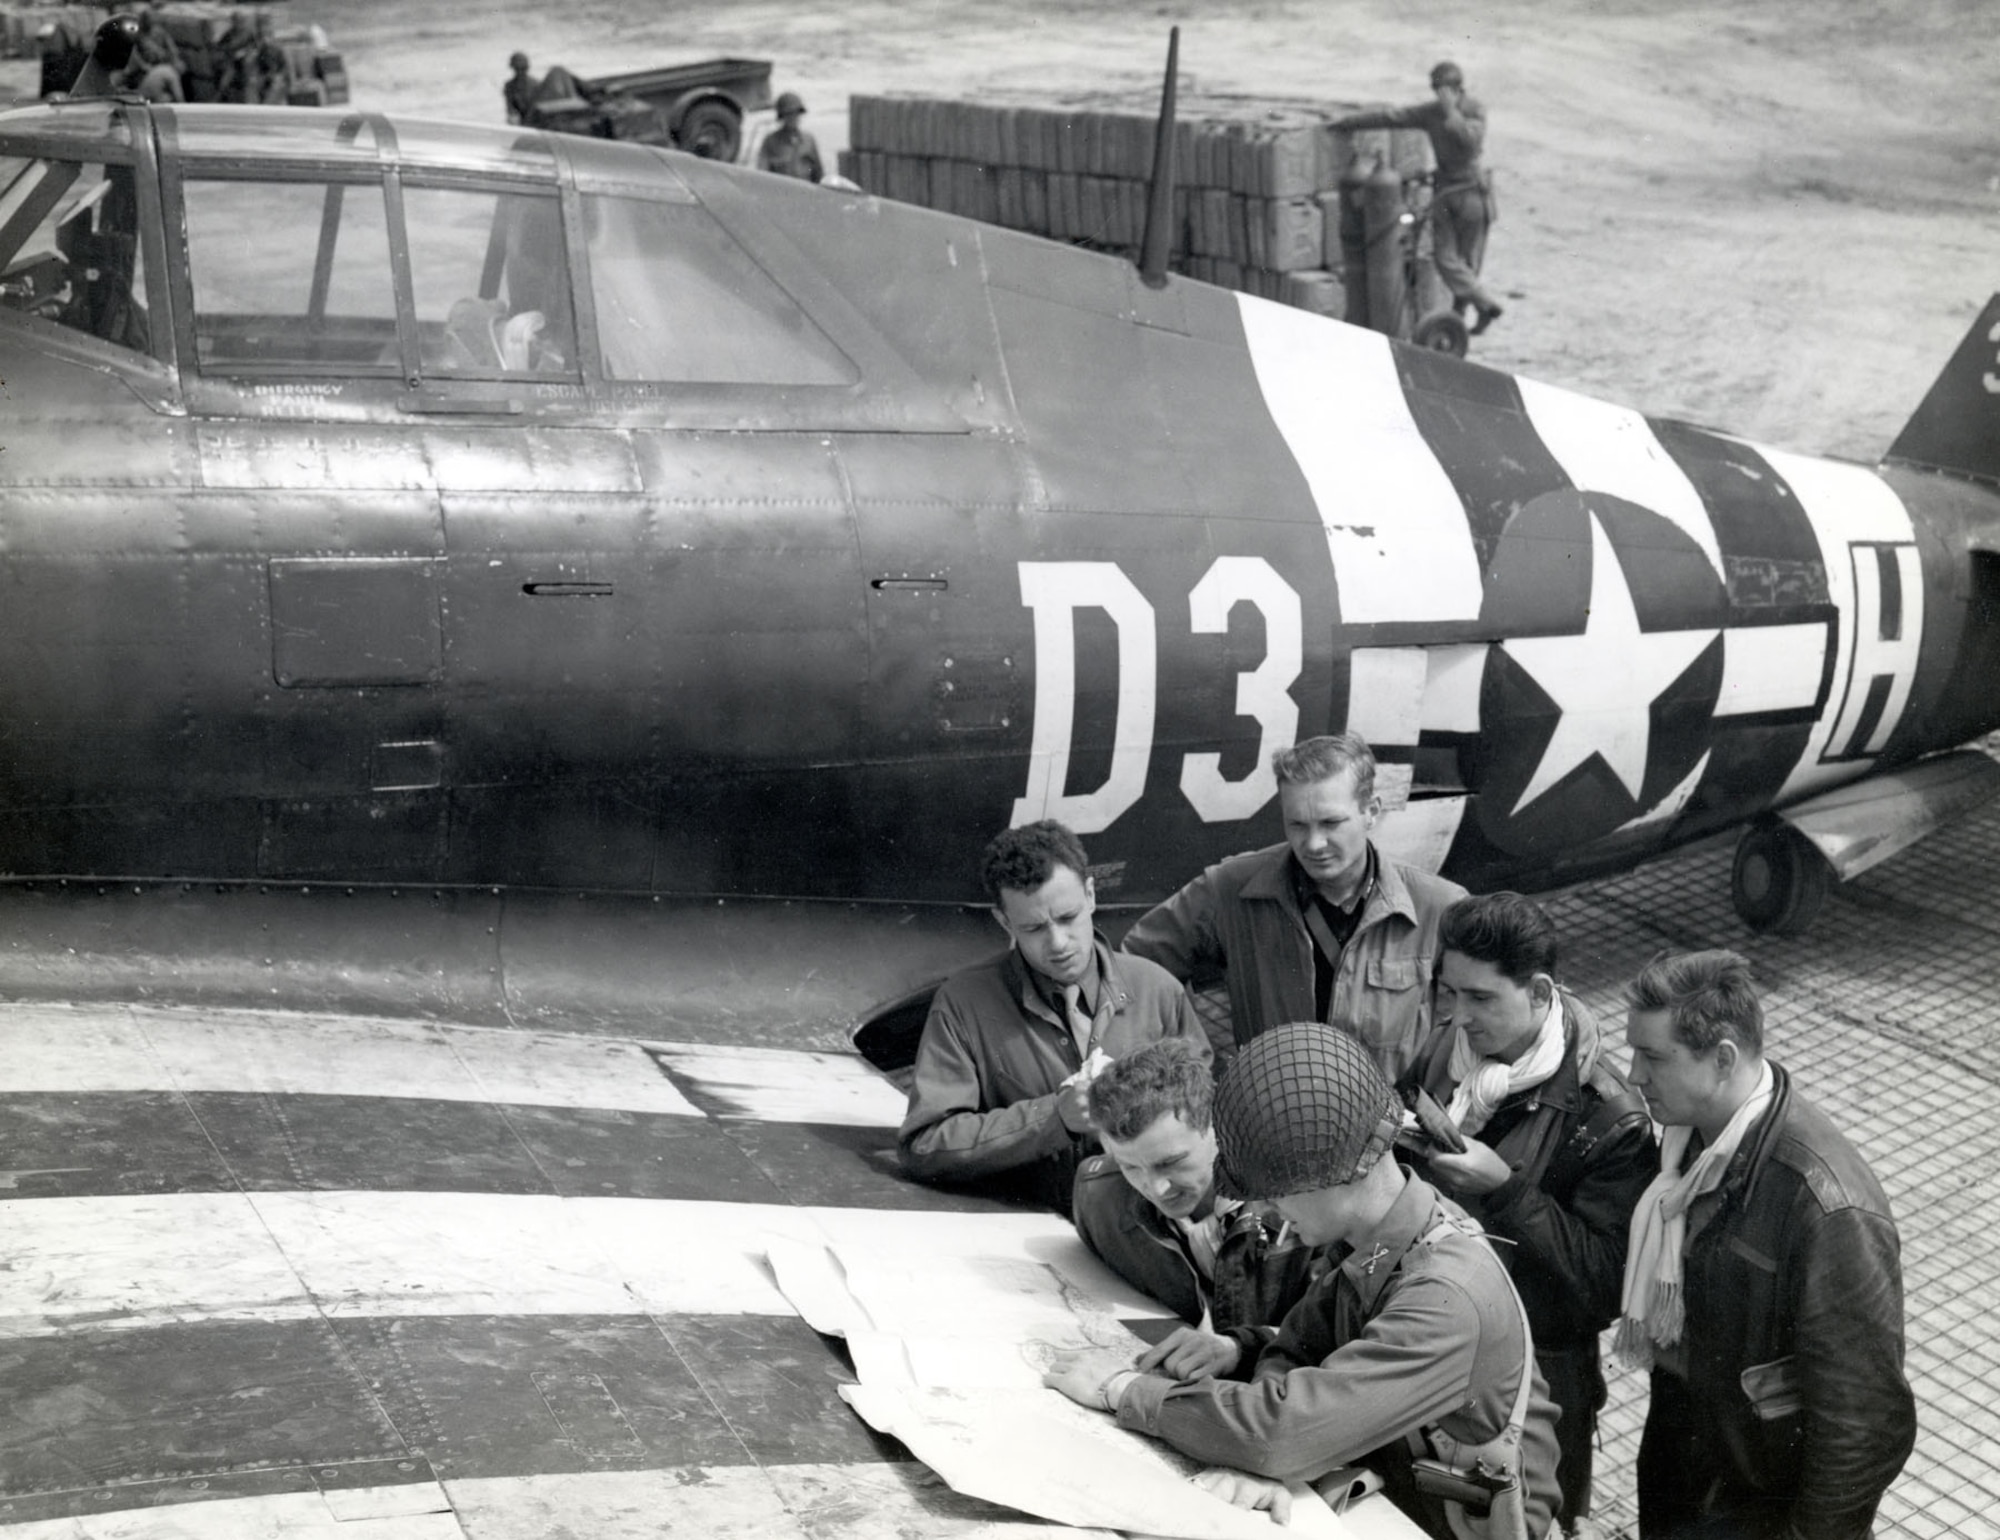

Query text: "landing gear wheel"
[1731, 820, 1832, 935]
[677, 99, 742, 161]
[1412, 309, 1469, 357]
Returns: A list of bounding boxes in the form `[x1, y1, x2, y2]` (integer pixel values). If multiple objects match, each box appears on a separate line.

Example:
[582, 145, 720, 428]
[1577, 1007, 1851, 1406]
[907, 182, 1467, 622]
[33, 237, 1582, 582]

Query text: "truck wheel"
[1731, 820, 1831, 935]
[677, 99, 741, 161]
[1412, 310, 1469, 357]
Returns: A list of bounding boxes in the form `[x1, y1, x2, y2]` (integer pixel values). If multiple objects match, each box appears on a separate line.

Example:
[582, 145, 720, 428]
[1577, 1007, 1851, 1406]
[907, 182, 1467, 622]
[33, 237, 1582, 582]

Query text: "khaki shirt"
[1118, 1175, 1561, 1539]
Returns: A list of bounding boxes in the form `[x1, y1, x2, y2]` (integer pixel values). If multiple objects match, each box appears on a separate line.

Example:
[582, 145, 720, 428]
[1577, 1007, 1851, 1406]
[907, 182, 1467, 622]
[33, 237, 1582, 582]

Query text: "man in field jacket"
[899, 820, 1206, 1213]
[1047, 1025, 1561, 1540]
[1122, 733, 1464, 1083]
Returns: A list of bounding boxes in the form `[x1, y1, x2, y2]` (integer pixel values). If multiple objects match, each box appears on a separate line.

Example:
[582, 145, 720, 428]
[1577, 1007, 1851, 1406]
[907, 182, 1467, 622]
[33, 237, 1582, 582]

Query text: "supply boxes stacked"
[840, 91, 1428, 319]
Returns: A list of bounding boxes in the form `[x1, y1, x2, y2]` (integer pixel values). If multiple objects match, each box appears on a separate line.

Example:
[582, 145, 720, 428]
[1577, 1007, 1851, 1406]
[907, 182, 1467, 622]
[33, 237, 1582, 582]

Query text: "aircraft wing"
[0, 997, 1414, 1539]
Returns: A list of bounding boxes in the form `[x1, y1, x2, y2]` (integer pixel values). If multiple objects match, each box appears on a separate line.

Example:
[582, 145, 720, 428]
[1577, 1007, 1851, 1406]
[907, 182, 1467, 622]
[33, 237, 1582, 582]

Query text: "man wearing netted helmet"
[1046, 1023, 1562, 1540]
[1071, 1038, 1321, 1372]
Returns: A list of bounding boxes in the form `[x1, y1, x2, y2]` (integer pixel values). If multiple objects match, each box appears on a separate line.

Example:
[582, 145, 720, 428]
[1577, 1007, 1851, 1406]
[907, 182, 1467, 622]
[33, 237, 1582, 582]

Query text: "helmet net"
[1213, 1023, 1400, 1199]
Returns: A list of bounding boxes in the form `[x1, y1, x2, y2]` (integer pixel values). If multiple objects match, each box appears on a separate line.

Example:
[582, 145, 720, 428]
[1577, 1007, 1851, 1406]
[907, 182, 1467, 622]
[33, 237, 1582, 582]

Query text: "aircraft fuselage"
[2, 101, 1997, 917]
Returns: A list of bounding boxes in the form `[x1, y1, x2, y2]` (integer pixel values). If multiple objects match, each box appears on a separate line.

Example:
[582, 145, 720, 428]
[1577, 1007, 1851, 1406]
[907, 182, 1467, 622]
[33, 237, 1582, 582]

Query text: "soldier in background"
[757, 92, 824, 182]
[1333, 61, 1505, 335]
[250, 12, 290, 104]
[503, 52, 539, 124]
[216, 10, 257, 102]
[122, 6, 186, 102]
[37, 12, 94, 98]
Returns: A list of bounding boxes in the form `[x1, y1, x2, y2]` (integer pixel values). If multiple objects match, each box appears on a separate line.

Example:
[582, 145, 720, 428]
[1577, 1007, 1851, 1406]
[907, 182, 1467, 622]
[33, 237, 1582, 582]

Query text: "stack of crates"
[840, 91, 1428, 318]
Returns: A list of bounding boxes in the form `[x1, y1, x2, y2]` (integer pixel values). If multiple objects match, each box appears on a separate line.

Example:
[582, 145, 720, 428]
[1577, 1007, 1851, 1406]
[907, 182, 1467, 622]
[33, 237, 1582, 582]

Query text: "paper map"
[764, 1229, 1365, 1540]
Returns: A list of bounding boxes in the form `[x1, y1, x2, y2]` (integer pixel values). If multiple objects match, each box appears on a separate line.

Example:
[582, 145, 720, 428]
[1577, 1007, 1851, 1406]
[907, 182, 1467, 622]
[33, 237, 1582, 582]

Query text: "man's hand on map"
[1193, 1468, 1292, 1525]
[1136, 1325, 1242, 1382]
[1041, 1352, 1135, 1411]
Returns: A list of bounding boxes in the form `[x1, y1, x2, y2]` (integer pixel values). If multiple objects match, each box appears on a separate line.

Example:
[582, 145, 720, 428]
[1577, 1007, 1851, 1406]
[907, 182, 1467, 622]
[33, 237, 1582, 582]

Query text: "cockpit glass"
[0, 154, 150, 356]
[183, 176, 396, 373]
[581, 193, 854, 386]
[387, 122, 560, 180]
[167, 108, 386, 166]
[0, 102, 132, 152]
[403, 183, 576, 378]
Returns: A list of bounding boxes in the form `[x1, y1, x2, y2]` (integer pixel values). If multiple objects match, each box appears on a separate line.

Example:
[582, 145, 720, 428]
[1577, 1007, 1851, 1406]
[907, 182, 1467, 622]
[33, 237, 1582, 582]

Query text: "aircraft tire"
[677, 99, 742, 161]
[1413, 310, 1469, 357]
[1731, 820, 1831, 935]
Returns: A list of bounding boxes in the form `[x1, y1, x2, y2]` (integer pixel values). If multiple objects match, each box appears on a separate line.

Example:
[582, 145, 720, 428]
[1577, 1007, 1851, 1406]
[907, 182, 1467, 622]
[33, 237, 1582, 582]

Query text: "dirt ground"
[9, 0, 1998, 460]
[330, 0, 2000, 463]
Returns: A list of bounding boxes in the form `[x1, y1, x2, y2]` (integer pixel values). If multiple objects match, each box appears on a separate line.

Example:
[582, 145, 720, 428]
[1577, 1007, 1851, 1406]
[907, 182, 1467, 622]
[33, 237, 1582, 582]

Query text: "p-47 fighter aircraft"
[1, 74, 1998, 998]
[2, 24, 1999, 1540]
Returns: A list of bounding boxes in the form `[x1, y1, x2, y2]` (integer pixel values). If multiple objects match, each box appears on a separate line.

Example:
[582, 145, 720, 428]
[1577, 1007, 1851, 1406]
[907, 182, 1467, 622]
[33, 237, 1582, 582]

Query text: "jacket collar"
[1339, 1170, 1446, 1309]
[1237, 839, 1417, 927]
[1564, 988, 1605, 1083]
[1004, 933, 1129, 1026]
[1237, 842, 1300, 904]
[1116, 1182, 1235, 1238]
[1523, 991, 1593, 1116]
[1715, 1060, 1792, 1212]
[1416, 988, 1596, 1116]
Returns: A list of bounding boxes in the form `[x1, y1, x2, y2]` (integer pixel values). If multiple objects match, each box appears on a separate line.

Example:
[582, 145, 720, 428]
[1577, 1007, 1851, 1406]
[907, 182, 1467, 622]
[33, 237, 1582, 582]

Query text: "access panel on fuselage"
[440, 430, 867, 895]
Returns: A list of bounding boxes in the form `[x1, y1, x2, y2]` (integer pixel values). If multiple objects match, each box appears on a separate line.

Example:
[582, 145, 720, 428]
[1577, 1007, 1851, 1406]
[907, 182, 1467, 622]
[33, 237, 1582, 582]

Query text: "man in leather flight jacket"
[1619, 951, 1914, 1539]
[1072, 1038, 1319, 1375]
[1398, 893, 1657, 1537]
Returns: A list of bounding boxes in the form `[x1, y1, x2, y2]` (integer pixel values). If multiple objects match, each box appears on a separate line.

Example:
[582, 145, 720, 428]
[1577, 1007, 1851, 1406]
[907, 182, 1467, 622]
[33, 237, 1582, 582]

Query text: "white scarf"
[1615, 1060, 1777, 1367]
[1444, 992, 1567, 1138]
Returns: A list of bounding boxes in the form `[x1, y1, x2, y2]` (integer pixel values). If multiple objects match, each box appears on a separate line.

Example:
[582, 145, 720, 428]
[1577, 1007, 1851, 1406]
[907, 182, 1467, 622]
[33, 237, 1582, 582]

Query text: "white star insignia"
[1503, 512, 1718, 815]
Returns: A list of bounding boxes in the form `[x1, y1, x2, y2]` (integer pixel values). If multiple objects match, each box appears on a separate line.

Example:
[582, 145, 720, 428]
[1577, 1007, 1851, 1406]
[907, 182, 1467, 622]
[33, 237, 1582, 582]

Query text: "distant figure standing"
[758, 91, 824, 182]
[503, 52, 539, 124]
[250, 12, 291, 105]
[1334, 61, 1504, 335]
[216, 11, 258, 102]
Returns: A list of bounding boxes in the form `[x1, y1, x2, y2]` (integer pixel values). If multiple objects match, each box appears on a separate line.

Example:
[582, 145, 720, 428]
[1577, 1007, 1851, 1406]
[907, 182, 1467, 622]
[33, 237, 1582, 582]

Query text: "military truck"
[514, 57, 773, 162]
